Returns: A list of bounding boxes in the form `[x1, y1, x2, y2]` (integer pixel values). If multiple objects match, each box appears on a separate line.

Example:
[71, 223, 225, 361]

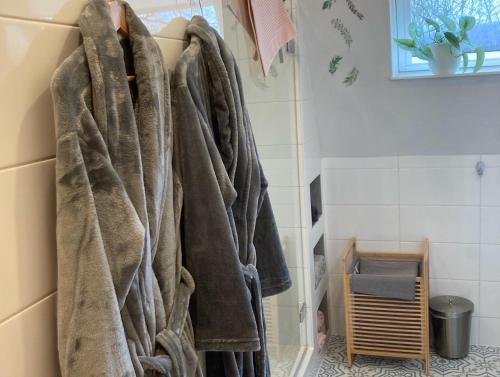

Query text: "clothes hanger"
[198, 0, 205, 18]
[108, 0, 136, 82]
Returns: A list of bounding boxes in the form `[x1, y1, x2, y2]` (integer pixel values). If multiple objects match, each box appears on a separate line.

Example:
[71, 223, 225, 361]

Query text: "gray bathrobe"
[51, 1, 202, 376]
[172, 17, 292, 377]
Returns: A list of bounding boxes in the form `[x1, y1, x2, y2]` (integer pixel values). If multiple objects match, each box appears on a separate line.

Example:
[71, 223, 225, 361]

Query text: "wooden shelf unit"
[342, 238, 430, 376]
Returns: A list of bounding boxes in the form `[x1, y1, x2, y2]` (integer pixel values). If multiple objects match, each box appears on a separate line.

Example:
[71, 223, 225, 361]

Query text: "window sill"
[391, 66, 500, 80]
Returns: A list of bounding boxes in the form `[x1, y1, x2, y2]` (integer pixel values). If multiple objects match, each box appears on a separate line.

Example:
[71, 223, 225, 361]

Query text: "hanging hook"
[198, 0, 204, 17]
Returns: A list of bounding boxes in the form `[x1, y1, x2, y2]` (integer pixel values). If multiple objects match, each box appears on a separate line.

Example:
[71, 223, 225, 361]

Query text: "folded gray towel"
[360, 258, 419, 276]
[351, 274, 417, 300]
[351, 258, 419, 301]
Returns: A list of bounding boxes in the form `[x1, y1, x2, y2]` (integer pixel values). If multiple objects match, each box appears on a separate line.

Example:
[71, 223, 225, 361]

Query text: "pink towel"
[226, 0, 296, 76]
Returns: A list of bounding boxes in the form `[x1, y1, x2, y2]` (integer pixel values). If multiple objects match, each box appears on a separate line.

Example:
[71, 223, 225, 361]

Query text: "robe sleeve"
[52, 62, 142, 376]
[253, 172, 292, 298]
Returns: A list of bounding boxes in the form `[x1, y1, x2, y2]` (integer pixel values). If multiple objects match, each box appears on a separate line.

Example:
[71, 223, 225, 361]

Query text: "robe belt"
[139, 267, 196, 376]
[241, 263, 269, 376]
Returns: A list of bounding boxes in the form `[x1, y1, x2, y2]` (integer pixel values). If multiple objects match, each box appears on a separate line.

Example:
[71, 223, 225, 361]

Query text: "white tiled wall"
[323, 155, 500, 347]
[0, 1, 222, 375]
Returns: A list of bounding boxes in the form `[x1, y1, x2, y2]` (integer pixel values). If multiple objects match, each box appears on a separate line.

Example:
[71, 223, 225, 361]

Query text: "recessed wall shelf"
[313, 235, 326, 289]
[310, 175, 323, 227]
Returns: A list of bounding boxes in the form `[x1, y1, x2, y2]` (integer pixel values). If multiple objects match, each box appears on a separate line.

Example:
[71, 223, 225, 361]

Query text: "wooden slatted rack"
[342, 238, 430, 376]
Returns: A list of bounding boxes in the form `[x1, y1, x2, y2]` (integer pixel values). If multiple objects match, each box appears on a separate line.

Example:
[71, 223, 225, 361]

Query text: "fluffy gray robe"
[172, 17, 292, 377]
[51, 1, 202, 376]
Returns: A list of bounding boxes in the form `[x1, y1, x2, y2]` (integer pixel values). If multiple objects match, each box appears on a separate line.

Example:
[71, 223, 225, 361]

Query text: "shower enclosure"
[137, 1, 321, 375]
[220, 2, 325, 376]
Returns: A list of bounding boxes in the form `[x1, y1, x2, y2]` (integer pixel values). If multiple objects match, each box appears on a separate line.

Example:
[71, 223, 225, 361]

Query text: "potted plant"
[394, 15, 485, 75]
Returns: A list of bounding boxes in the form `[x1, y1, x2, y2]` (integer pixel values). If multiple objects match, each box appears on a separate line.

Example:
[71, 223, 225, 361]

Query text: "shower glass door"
[221, 5, 308, 377]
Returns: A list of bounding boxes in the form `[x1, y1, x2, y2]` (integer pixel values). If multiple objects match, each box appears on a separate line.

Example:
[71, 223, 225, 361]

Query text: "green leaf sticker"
[343, 67, 359, 87]
[329, 55, 343, 74]
[322, 0, 333, 10]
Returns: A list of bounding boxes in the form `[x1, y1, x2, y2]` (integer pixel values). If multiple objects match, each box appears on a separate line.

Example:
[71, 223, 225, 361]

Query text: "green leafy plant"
[394, 15, 485, 73]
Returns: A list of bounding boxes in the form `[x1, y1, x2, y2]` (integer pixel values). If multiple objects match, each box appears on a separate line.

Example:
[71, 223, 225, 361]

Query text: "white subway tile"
[324, 169, 398, 205]
[428, 243, 479, 280]
[481, 168, 500, 206]
[400, 206, 480, 243]
[480, 244, 500, 282]
[399, 241, 425, 253]
[400, 168, 479, 205]
[258, 145, 300, 187]
[479, 281, 500, 317]
[481, 207, 500, 244]
[248, 101, 297, 146]
[0, 0, 86, 25]
[326, 205, 399, 241]
[279, 227, 303, 268]
[267, 186, 301, 228]
[328, 275, 345, 309]
[481, 154, 500, 167]
[297, 100, 320, 145]
[0, 0, 214, 40]
[322, 157, 398, 170]
[399, 155, 479, 168]
[470, 316, 480, 345]
[0, 160, 57, 322]
[479, 317, 500, 346]
[273, 268, 301, 307]
[0, 294, 59, 377]
[238, 57, 295, 104]
[302, 140, 322, 186]
[0, 19, 80, 168]
[329, 306, 346, 336]
[356, 240, 400, 252]
[326, 240, 348, 276]
[429, 279, 479, 313]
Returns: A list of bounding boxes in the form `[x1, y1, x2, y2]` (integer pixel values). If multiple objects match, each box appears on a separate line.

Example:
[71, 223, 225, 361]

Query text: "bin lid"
[430, 296, 474, 317]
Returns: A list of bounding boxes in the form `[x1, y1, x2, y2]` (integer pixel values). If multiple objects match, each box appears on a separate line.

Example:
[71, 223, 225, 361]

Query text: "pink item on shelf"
[317, 332, 327, 351]
[317, 310, 326, 334]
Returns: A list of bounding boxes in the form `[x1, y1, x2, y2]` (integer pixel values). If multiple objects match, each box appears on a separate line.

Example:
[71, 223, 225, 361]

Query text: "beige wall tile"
[0, 160, 56, 322]
[0, 294, 59, 377]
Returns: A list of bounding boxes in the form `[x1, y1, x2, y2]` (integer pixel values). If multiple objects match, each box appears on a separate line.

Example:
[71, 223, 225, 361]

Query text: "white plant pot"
[429, 43, 460, 75]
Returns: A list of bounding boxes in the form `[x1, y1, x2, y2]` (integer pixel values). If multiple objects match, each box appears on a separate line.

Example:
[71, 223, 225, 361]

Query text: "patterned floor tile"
[309, 336, 500, 377]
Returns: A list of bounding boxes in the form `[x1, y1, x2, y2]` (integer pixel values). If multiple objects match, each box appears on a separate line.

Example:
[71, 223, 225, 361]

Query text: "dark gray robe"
[51, 1, 202, 376]
[172, 16, 292, 377]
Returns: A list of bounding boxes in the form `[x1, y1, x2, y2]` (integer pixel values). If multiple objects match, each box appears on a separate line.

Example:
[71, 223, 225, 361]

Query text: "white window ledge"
[391, 66, 500, 80]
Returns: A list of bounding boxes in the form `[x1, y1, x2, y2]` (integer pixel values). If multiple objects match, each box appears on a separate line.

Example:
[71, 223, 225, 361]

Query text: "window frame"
[389, 0, 500, 78]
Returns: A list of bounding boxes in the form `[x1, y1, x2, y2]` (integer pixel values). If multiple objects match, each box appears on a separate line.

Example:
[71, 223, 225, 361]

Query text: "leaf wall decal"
[346, 0, 364, 21]
[329, 55, 343, 74]
[343, 67, 359, 86]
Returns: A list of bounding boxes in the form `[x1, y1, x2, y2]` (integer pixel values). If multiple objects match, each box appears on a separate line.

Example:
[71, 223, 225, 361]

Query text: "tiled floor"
[308, 336, 500, 377]
[268, 344, 302, 377]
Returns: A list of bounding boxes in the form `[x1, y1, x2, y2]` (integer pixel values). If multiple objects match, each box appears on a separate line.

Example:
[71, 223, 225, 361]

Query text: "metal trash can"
[430, 296, 474, 359]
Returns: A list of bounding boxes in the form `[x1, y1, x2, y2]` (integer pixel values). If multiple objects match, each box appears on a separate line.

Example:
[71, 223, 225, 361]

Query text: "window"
[391, 0, 500, 77]
[138, 0, 223, 36]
